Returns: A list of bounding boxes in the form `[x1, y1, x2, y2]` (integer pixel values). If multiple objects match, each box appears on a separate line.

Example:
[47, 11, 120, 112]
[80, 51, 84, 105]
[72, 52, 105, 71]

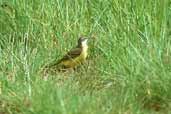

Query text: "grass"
[0, 0, 171, 113]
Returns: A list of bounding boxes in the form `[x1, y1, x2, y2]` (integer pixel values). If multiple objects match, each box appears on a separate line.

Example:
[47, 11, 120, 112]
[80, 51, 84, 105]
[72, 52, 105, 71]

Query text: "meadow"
[0, 0, 171, 114]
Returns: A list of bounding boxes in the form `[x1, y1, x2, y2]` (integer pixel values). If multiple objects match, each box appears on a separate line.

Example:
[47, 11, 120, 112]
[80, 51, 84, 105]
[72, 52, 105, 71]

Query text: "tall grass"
[0, 0, 171, 113]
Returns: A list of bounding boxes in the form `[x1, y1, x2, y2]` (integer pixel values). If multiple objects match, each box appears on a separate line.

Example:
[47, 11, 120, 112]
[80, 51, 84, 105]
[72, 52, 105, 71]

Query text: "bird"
[50, 37, 89, 70]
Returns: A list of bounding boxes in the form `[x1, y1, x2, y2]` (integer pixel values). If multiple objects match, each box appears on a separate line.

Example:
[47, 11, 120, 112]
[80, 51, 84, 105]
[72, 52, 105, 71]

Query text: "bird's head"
[77, 37, 88, 47]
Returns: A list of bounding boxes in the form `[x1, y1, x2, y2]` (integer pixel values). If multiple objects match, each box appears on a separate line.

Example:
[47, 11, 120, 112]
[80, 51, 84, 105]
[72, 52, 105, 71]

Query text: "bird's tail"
[40, 59, 64, 75]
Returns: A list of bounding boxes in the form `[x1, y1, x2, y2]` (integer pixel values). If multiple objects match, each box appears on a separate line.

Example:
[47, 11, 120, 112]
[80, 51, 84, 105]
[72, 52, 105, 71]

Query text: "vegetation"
[0, 0, 171, 113]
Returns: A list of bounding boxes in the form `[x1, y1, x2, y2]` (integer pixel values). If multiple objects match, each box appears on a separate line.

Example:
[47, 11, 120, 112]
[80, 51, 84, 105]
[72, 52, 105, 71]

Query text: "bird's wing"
[51, 48, 82, 66]
[60, 48, 82, 61]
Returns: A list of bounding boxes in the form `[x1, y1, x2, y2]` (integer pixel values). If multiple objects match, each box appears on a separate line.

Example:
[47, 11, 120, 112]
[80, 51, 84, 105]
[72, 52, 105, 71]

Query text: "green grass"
[0, 0, 171, 113]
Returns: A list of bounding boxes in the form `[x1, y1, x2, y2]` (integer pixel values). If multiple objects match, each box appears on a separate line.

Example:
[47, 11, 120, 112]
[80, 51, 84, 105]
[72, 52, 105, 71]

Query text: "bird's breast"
[80, 45, 88, 59]
[61, 46, 88, 68]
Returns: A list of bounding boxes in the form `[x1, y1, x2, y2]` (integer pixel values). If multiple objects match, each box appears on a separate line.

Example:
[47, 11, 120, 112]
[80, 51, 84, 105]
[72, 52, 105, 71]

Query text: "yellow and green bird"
[52, 37, 89, 70]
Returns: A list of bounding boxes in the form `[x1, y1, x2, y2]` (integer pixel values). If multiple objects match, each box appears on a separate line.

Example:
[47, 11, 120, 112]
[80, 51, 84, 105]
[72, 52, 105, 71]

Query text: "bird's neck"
[77, 44, 87, 48]
[82, 45, 88, 52]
